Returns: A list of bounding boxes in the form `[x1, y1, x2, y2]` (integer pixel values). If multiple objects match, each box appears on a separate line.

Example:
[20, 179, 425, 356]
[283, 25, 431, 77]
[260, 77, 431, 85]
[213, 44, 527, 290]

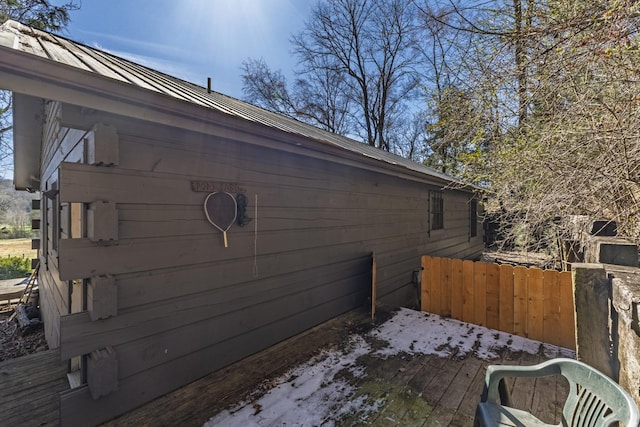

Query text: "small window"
[430, 190, 444, 230]
[469, 199, 478, 238]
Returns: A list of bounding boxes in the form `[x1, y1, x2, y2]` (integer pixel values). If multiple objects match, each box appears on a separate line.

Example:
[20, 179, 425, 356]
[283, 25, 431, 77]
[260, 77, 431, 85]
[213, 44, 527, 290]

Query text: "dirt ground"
[0, 239, 45, 361]
[0, 306, 47, 361]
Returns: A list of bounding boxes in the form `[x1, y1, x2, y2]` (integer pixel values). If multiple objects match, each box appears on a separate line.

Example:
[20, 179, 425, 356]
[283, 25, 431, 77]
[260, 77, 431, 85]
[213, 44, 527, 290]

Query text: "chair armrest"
[483, 359, 564, 404]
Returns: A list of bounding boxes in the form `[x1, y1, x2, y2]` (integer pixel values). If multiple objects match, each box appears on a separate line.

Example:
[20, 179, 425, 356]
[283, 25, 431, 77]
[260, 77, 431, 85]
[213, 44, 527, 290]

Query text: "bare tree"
[241, 57, 354, 135]
[291, 0, 420, 151]
[291, 64, 354, 135]
[415, 0, 640, 253]
[241, 58, 298, 117]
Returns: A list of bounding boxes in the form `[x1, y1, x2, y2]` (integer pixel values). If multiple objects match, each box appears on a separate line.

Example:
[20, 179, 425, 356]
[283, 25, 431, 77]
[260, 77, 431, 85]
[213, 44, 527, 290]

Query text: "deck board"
[0, 349, 68, 427]
[0, 310, 572, 427]
[103, 309, 572, 427]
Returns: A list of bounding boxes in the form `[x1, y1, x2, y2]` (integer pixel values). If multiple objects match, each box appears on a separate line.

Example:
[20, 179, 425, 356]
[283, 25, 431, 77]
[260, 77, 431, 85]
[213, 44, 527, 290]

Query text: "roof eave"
[0, 44, 475, 191]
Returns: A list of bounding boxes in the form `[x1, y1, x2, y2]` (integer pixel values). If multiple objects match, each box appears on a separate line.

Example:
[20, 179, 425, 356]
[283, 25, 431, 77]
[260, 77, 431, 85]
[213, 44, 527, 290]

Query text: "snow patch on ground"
[203, 308, 575, 426]
[204, 335, 375, 427]
[370, 308, 575, 360]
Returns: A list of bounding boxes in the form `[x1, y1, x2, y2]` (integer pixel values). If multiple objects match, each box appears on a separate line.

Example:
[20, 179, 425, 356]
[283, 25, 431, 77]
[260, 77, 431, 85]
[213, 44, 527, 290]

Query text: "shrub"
[0, 255, 32, 280]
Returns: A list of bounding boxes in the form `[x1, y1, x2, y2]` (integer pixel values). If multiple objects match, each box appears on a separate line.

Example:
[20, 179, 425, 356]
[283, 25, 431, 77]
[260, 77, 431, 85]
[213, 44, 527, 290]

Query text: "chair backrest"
[555, 359, 639, 427]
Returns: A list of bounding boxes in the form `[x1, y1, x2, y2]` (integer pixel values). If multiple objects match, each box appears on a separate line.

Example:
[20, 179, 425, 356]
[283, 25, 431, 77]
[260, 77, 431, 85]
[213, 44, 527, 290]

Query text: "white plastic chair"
[474, 358, 640, 427]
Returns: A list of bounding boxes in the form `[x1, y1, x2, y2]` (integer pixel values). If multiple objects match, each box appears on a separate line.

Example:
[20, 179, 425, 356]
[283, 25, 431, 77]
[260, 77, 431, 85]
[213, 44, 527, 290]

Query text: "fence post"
[572, 263, 614, 378]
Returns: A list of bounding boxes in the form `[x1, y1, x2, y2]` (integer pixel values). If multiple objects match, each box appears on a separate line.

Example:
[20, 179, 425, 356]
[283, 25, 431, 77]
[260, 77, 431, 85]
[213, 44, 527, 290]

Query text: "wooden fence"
[420, 256, 576, 350]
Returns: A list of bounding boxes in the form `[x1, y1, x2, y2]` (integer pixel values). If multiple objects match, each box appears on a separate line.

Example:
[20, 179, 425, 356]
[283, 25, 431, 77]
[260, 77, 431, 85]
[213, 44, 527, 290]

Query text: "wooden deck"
[0, 310, 570, 427]
[0, 349, 68, 426]
[104, 308, 571, 427]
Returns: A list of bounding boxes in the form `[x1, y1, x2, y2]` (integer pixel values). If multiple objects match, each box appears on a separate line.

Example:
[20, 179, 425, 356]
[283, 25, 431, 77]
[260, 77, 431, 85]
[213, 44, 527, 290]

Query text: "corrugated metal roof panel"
[1, 20, 468, 188]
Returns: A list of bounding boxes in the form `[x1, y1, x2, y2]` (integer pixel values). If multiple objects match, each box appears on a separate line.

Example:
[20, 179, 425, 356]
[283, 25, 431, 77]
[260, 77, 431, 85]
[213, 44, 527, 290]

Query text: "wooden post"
[572, 263, 614, 378]
[420, 256, 430, 313]
[88, 275, 117, 321]
[371, 253, 376, 321]
[87, 201, 118, 242]
[87, 346, 118, 399]
[86, 123, 119, 166]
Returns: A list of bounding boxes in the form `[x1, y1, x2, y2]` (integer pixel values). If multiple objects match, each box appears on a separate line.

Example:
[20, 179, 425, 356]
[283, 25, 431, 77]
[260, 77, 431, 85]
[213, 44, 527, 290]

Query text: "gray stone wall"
[612, 274, 640, 409]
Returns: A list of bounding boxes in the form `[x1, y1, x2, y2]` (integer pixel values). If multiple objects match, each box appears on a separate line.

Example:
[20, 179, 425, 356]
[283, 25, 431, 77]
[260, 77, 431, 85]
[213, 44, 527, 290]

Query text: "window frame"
[429, 190, 444, 231]
[469, 198, 478, 238]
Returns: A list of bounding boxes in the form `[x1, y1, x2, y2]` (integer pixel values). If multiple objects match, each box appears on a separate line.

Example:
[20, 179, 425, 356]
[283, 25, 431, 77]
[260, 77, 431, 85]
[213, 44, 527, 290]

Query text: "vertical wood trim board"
[420, 256, 575, 350]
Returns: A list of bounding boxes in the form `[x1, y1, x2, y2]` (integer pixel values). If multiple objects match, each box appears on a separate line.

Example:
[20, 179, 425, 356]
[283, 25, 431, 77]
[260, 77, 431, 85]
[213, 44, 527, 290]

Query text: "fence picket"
[486, 263, 501, 330]
[450, 258, 464, 321]
[499, 264, 515, 333]
[559, 272, 575, 349]
[513, 266, 528, 338]
[430, 257, 442, 315]
[527, 268, 544, 342]
[543, 269, 561, 347]
[440, 257, 452, 317]
[419, 255, 576, 350]
[462, 260, 475, 323]
[474, 262, 487, 326]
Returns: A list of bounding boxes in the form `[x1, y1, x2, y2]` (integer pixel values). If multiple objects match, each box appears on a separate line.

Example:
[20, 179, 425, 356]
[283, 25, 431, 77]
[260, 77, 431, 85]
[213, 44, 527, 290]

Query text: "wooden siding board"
[59, 255, 371, 360]
[117, 205, 427, 239]
[57, 103, 457, 190]
[116, 277, 367, 379]
[58, 216, 428, 280]
[58, 162, 429, 214]
[42, 127, 87, 184]
[60, 294, 362, 427]
[116, 244, 370, 309]
[39, 279, 60, 348]
[42, 101, 62, 163]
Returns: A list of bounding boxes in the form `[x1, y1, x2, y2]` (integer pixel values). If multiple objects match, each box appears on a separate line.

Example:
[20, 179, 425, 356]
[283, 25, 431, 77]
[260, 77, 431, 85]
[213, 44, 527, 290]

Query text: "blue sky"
[60, 0, 315, 99]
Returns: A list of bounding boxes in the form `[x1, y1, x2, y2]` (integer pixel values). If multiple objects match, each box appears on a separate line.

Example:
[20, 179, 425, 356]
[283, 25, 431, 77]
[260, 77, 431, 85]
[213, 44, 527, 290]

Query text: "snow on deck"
[204, 308, 575, 426]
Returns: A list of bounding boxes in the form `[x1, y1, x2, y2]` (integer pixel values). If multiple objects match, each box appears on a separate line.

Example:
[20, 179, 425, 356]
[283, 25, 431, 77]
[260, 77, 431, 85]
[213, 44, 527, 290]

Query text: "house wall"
[41, 103, 483, 425]
[38, 100, 92, 348]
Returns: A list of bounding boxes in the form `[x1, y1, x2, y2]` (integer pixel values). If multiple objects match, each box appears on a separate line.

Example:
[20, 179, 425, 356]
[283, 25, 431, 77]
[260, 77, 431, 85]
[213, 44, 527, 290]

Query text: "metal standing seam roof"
[0, 19, 468, 188]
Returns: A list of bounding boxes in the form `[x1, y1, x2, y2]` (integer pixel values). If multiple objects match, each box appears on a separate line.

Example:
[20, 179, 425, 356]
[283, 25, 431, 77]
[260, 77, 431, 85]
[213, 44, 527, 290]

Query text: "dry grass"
[0, 239, 37, 259]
